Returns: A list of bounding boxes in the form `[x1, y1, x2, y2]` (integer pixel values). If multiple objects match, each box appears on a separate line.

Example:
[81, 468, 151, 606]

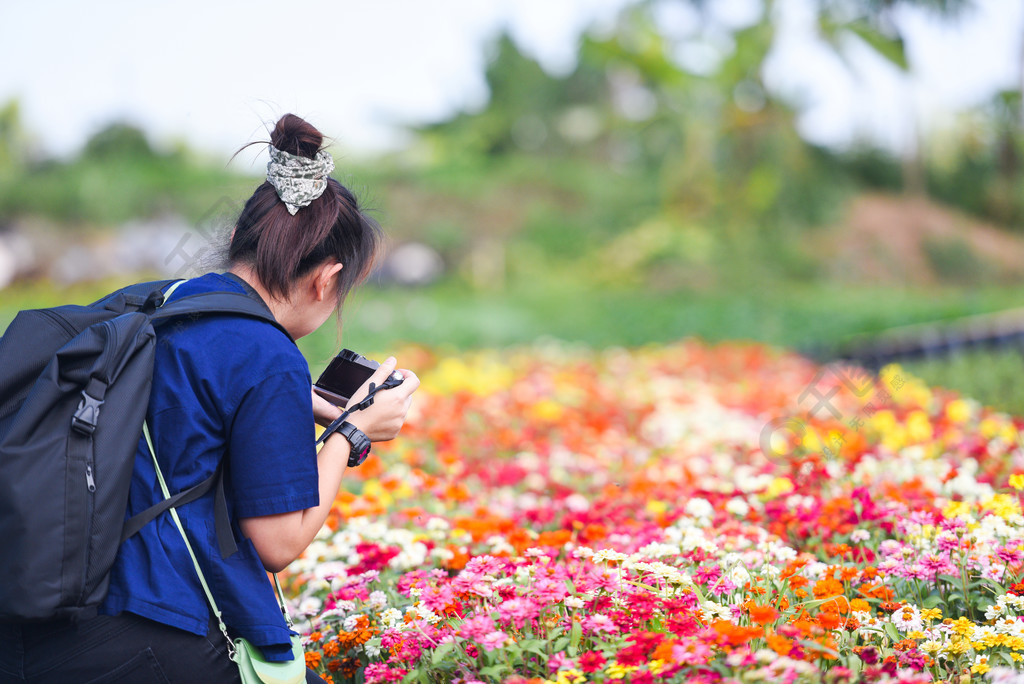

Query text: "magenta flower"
[480, 630, 510, 652]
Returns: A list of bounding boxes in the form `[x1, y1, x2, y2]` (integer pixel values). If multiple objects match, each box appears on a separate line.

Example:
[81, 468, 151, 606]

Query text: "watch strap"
[337, 421, 372, 467]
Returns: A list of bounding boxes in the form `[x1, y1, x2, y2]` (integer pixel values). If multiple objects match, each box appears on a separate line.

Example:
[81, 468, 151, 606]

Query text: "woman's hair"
[229, 114, 383, 309]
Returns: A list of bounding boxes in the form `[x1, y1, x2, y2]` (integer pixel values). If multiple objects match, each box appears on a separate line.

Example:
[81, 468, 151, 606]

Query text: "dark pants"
[0, 612, 321, 684]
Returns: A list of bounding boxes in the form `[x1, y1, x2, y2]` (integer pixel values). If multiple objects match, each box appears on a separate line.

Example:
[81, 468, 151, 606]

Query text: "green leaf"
[551, 636, 570, 653]
[883, 622, 901, 643]
[937, 574, 961, 586]
[431, 641, 457, 666]
[518, 639, 548, 658]
[848, 652, 863, 677]
[479, 665, 506, 678]
[847, 20, 908, 70]
[569, 619, 583, 657]
[922, 594, 944, 609]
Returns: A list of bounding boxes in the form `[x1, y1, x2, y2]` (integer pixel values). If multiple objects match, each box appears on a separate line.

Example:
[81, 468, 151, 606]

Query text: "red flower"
[578, 651, 606, 673]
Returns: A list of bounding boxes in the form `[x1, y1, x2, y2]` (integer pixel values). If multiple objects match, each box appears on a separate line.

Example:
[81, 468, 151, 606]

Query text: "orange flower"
[818, 612, 844, 630]
[748, 604, 779, 626]
[813, 578, 844, 599]
[787, 575, 809, 590]
[766, 633, 793, 656]
[323, 640, 340, 658]
[651, 640, 678, 663]
[839, 566, 859, 582]
[850, 598, 870, 613]
[305, 651, 322, 669]
[893, 639, 917, 652]
[712, 619, 762, 646]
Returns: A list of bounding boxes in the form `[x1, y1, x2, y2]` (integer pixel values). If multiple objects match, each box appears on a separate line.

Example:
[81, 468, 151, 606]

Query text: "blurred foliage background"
[2, 0, 1024, 412]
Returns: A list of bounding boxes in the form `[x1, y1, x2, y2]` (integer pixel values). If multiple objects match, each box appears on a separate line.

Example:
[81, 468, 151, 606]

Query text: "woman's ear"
[314, 261, 344, 302]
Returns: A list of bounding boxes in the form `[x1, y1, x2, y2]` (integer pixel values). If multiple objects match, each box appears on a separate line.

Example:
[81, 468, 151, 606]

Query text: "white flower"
[728, 565, 751, 585]
[298, 596, 323, 616]
[364, 638, 382, 658]
[564, 596, 584, 609]
[379, 608, 402, 628]
[850, 529, 870, 543]
[593, 549, 628, 563]
[986, 603, 1007, 621]
[426, 517, 450, 532]
[725, 497, 750, 517]
[890, 605, 922, 633]
[367, 591, 388, 610]
[685, 498, 713, 519]
[573, 546, 595, 559]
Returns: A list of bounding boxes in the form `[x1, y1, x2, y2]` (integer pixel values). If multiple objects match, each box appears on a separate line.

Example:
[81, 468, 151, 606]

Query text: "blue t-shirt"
[100, 272, 320, 661]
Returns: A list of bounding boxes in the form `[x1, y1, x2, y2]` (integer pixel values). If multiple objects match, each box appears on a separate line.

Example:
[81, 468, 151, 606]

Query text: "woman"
[0, 114, 419, 683]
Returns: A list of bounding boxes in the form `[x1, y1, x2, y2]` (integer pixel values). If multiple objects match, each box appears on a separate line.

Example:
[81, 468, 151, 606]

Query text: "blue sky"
[1, 0, 1020, 161]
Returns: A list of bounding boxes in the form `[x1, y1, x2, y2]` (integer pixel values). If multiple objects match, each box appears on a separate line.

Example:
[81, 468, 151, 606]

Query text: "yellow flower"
[943, 638, 970, 655]
[946, 399, 971, 424]
[1010, 473, 1024, 491]
[763, 477, 794, 500]
[645, 500, 669, 516]
[971, 656, 990, 674]
[981, 493, 1022, 521]
[906, 410, 933, 443]
[605, 663, 636, 680]
[920, 608, 942, 622]
[951, 617, 976, 638]
[556, 670, 586, 684]
[528, 398, 564, 422]
[906, 630, 926, 640]
[919, 640, 942, 654]
[943, 501, 974, 520]
[649, 660, 670, 675]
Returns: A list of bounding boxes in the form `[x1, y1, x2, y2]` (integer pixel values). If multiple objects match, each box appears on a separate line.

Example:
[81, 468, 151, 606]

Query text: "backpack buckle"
[71, 392, 104, 435]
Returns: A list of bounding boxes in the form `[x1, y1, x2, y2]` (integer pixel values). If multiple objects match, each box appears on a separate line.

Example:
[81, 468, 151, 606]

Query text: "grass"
[3, 276, 1022, 414]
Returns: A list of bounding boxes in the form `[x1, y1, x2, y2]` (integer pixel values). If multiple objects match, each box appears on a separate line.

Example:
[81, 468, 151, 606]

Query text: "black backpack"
[0, 276, 292, 622]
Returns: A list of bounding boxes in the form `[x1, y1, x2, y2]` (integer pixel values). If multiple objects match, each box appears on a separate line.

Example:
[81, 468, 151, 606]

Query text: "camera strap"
[315, 372, 404, 447]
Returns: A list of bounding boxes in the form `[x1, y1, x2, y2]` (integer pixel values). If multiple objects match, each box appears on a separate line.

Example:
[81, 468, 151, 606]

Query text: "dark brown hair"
[229, 114, 383, 309]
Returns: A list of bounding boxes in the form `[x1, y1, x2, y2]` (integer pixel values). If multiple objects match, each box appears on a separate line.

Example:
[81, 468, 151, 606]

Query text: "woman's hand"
[344, 356, 420, 442]
[312, 388, 344, 427]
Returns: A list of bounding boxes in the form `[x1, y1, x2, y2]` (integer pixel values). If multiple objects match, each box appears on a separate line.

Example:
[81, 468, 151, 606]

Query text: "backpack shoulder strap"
[150, 291, 294, 343]
[90, 279, 178, 311]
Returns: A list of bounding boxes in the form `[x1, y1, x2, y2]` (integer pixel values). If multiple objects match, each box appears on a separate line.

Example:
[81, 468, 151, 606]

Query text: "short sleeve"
[227, 369, 320, 518]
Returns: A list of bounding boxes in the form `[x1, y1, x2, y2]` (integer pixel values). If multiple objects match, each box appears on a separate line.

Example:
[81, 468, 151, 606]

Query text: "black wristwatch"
[336, 421, 372, 467]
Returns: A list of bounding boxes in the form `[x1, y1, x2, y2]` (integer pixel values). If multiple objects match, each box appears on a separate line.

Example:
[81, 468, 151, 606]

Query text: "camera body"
[314, 349, 380, 406]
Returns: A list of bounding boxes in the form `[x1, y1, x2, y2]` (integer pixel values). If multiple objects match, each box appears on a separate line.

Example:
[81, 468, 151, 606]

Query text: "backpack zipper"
[38, 309, 79, 337]
[77, 320, 119, 602]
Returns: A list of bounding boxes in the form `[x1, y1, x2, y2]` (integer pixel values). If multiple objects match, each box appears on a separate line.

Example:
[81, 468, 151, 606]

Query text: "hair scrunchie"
[266, 145, 335, 215]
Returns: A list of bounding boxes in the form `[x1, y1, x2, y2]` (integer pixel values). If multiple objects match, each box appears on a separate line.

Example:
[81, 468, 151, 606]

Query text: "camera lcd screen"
[314, 350, 379, 406]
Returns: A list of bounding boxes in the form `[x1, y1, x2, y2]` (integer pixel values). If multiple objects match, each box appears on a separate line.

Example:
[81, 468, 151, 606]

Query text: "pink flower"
[583, 614, 619, 636]
[548, 652, 575, 673]
[480, 631, 510, 652]
[694, 565, 721, 585]
[497, 598, 539, 630]
[532, 578, 568, 604]
[457, 616, 495, 641]
[363, 663, 408, 684]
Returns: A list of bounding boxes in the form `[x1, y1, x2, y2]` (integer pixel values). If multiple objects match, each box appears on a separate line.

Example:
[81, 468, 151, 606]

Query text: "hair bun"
[270, 113, 323, 160]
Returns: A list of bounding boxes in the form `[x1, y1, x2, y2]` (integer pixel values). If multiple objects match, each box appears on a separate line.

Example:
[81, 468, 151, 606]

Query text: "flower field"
[287, 340, 1024, 683]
